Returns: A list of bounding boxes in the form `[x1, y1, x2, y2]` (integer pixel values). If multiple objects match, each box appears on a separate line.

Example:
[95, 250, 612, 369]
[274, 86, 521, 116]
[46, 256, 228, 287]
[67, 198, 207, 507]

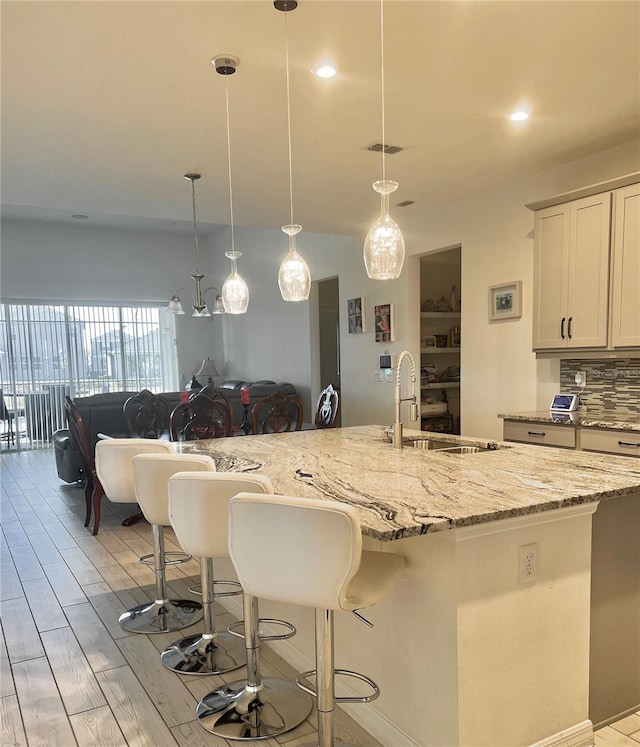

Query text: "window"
[0, 302, 178, 450]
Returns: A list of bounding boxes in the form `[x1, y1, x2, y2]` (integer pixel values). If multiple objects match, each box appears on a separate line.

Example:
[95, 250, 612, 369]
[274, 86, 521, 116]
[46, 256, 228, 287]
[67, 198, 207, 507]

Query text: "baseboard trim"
[530, 720, 594, 747]
[593, 703, 640, 731]
[220, 595, 421, 747]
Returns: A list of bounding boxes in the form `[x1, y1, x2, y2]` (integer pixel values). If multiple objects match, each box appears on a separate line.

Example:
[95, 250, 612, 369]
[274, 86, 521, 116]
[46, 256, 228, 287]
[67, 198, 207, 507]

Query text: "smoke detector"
[211, 56, 239, 75]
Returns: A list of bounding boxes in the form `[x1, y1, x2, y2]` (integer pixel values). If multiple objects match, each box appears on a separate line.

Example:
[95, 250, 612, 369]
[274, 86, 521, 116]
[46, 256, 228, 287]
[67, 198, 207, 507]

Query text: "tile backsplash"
[560, 359, 640, 414]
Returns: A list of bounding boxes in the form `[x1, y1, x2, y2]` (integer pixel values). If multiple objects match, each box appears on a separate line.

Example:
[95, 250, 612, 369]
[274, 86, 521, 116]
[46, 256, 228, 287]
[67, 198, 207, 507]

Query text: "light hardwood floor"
[1, 448, 639, 747]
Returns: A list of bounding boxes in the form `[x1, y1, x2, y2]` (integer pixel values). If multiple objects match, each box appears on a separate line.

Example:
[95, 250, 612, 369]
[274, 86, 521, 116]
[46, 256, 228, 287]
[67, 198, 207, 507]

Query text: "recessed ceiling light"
[71, 214, 89, 219]
[510, 110, 529, 122]
[313, 64, 336, 78]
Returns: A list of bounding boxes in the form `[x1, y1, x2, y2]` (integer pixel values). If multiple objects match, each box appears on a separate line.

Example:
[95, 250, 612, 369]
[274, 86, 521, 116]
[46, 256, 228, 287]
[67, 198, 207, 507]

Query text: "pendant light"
[363, 0, 405, 280]
[214, 55, 249, 315]
[275, 0, 311, 302]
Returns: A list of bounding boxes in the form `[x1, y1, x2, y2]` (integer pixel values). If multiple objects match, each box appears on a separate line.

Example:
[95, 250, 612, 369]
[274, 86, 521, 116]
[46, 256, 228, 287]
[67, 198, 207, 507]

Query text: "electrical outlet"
[374, 370, 384, 382]
[575, 371, 587, 387]
[519, 543, 538, 584]
[384, 369, 394, 383]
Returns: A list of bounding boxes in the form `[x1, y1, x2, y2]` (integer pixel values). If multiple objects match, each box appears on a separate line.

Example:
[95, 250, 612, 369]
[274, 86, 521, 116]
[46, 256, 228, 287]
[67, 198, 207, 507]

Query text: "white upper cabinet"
[533, 193, 611, 350]
[610, 183, 640, 348]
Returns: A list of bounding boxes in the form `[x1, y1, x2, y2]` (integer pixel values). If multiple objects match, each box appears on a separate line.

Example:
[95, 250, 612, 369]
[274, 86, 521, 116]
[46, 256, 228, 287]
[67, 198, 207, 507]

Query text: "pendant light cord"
[380, 0, 386, 185]
[284, 9, 295, 229]
[190, 178, 200, 274]
[225, 81, 236, 256]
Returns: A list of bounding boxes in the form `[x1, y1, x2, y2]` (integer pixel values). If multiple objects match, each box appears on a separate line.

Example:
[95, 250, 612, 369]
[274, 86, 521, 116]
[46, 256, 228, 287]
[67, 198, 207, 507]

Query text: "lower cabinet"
[503, 420, 640, 457]
[503, 421, 576, 449]
[581, 428, 640, 457]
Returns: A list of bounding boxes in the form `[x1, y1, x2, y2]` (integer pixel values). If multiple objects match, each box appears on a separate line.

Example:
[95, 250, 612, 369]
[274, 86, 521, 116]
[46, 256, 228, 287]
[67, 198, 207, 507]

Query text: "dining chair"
[251, 390, 303, 434]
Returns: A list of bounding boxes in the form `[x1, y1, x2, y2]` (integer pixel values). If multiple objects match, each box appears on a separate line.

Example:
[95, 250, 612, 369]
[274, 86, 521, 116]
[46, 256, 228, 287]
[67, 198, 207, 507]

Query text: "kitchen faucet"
[392, 350, 418, 449]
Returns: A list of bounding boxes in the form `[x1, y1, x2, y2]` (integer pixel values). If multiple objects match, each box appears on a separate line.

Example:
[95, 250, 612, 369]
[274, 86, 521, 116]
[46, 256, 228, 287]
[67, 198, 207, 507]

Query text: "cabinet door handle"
[528, 431, 546, 437]
[617, 441, 640, 448]
[560, 317, 566, 339]
[567, 317, 573, 339]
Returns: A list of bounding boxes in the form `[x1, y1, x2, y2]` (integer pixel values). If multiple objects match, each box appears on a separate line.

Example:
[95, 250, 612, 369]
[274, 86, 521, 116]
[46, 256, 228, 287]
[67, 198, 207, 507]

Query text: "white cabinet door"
[566, 193, 611, 348]
[532, 193, 610, 350]
[533, 205, 569, 349]
[611, 183, 640, 348]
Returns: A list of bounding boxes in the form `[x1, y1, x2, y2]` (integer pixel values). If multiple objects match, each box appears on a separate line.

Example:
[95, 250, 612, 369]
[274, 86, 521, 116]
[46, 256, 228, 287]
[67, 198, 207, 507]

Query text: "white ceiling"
[2, 0, 639, 241]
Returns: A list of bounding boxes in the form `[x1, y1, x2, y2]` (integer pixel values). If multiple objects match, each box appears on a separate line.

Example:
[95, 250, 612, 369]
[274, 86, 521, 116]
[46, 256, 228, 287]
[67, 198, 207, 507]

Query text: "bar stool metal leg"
[196, 592, 312, 740]
[119, 524, 203, 634]
[161, 557, 246, 674]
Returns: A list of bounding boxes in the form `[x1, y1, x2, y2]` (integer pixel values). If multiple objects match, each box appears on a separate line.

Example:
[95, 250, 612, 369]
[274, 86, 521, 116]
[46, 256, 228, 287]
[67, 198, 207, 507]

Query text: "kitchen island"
[179, 426, 640, 747]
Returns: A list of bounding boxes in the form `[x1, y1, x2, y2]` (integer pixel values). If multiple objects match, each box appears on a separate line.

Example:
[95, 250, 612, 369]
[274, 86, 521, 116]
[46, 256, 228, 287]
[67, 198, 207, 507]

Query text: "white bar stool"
[95, 437, 175, 528]
[162, 471, 266, 677]
[170, 473, 312, 740]
[228, 493, 405, 747]
[119, 452, 216, 634]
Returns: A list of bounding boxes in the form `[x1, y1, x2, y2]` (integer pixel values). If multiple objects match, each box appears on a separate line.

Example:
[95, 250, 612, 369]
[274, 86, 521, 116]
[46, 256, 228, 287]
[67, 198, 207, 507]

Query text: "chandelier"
[167, 173, 225, 317]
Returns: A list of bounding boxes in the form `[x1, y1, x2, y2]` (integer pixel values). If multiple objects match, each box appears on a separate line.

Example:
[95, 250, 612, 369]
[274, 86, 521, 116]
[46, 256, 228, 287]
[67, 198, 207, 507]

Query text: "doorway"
[317, 277, 341, 426]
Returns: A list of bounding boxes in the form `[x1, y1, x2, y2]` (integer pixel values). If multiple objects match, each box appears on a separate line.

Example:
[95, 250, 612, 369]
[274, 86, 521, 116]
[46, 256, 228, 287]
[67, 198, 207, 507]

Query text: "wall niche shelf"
[421, 312, 461, 319]
[420, 346, 460, 354]
[421, 382, 460, 390]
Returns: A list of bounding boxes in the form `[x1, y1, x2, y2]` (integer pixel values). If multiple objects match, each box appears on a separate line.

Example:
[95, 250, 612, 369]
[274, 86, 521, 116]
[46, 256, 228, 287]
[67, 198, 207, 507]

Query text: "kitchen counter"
[179, 424, 640, 541]
[499, 409, 640, 431]
[178, 425, 640, 746]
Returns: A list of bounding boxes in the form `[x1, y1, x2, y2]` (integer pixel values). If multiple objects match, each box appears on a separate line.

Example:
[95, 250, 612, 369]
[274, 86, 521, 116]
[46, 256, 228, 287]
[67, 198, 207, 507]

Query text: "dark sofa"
[54, 381, 297, 483]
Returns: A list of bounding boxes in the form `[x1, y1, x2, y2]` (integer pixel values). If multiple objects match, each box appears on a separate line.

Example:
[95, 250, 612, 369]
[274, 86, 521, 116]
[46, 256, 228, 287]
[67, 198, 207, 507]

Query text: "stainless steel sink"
[383, 429, 498, 453]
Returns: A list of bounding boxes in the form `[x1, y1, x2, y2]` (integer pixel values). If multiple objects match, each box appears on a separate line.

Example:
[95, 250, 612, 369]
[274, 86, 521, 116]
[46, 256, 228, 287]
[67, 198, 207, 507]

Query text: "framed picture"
[347, 297, 365, 334]
[423, 335, 436, 348]
[374, 303, 395, 343]
[488, 281, 522, 321]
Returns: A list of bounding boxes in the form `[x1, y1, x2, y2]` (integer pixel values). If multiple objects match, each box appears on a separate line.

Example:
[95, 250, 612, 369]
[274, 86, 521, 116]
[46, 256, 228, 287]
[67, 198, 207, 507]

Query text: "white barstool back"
[228, 493, 405, 747]
[131, 452, 216, 526]
[95, 438, 173, 503]
[168, 472, 274, 559]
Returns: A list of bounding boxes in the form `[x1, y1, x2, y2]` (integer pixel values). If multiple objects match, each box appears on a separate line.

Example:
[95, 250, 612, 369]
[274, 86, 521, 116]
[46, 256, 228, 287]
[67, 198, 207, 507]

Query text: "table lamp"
[195, 358, 220, 385]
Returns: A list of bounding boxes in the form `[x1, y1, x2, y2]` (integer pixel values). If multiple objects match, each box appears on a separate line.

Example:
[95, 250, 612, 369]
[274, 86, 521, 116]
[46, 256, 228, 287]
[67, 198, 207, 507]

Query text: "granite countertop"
[499, 410, 640, 432]
[177, 425, 640, 541]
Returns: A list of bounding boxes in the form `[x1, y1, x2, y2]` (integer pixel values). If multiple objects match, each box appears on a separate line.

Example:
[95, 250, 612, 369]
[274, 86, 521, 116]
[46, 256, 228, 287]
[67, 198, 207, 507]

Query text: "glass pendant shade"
[167, 294, 185, 314]
[278, 224, 311, 302]
[363, 180, 405, 280]
[211, 294, 225, 314]
[222, 251, 249, 314]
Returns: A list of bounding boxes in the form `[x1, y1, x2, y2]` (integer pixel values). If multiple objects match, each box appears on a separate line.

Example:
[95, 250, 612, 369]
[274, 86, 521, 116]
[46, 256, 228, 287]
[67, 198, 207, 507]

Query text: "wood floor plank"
[22, 577, 68, 631]
[41, 626, 107, 714]
[75, 535, 119, 568]
[0, 595, 45, 663]
[171, 720, 229, 747]
[0, 552, 24, 601]
[43, 520, 80, 551]
[1, 520, 29, 549]
[116, 634, 199, 727]
[82, 581, 133, 641]
[69, 705, 128, 747]
[597, 725, 640, 746]
[28, 529, 63, 565]
[64, 602, 127, 673]
[10, 542, 46, 581]
[0, 629, 15, 698]
[43, 560, 87, 607]
[612, 713, 640, 736]
[12, 656, 77, 747]
[0, 694, 28, 747]
[96, 665, 179, 747]
[62, 546, 105, 585]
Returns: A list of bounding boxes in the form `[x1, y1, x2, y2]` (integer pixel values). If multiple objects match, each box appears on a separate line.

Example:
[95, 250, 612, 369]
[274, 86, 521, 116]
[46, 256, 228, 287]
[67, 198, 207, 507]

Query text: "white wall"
[2, 138, 638, 432]
[0, 219, 225, 388]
